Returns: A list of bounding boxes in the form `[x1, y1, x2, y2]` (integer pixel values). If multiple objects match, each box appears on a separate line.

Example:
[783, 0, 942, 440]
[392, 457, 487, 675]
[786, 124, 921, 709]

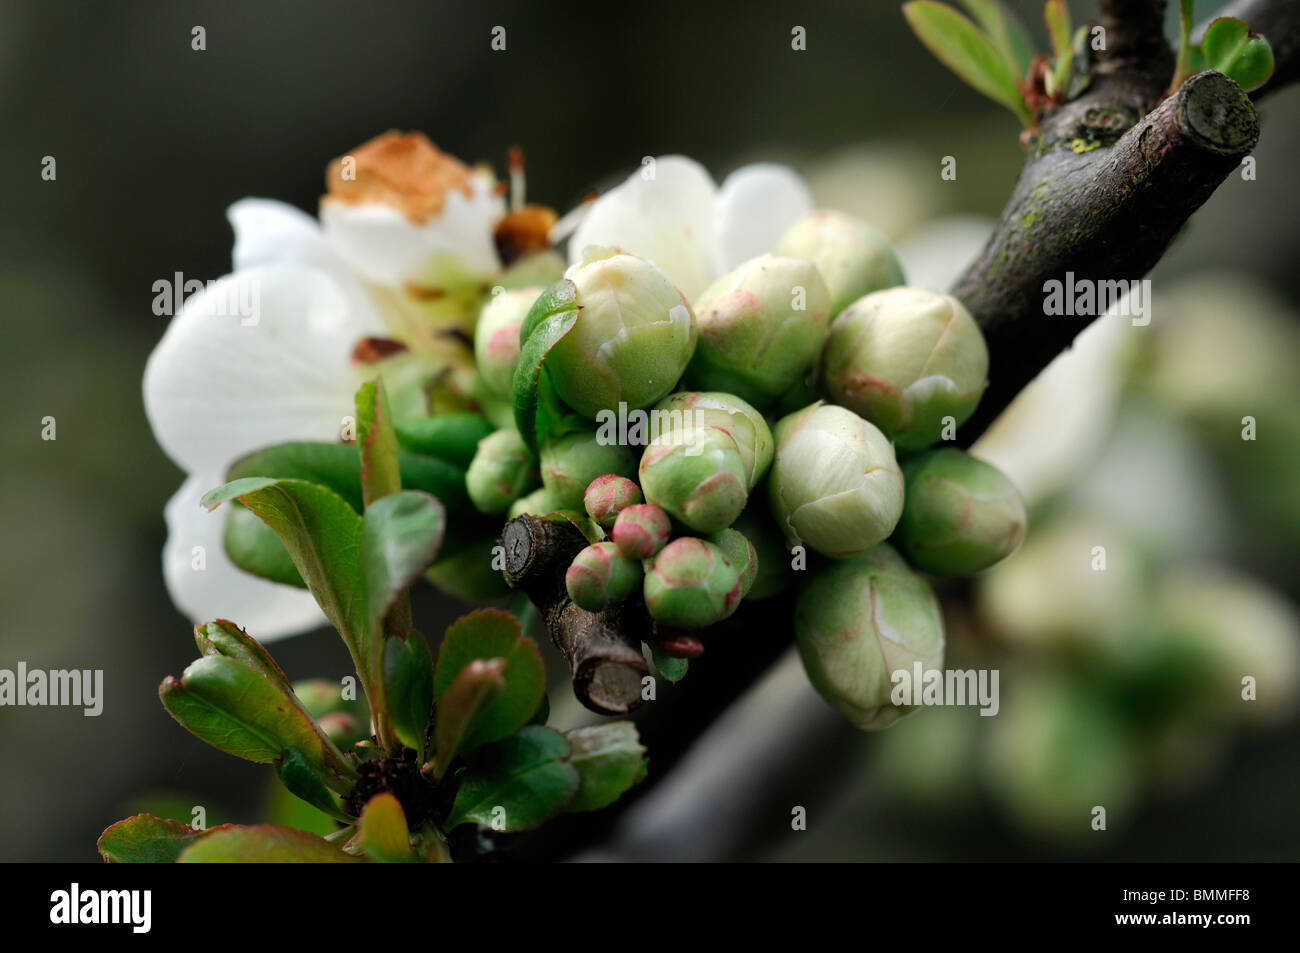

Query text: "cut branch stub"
[953, 68, 1259, 443]
[501, 515, 649, 715]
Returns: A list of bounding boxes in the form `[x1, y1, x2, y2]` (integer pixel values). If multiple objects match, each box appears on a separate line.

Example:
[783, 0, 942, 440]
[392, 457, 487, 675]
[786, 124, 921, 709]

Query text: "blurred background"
[2, 0, 1297, 861]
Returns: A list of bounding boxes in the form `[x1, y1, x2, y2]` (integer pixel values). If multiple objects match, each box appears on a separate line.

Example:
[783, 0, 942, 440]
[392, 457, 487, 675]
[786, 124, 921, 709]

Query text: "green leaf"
[434, 658, 506, 777]
[159, 655, 338, 773]
[651, 645, 690, 683]
[512, 279, 581, 455]
[356, 377, 403, 508]
[358, 793, 415, 862]
[275, 747, 352, 818]
[224, 503, 307, 587]
[177, 825, 362, 863]
[1202, 17, 1275, 91]
[396, 413, 495, 468]
[563, 723, 649, 813]
[202, 478, 369, 685]
[193, 619, 295, 696]
[228, 442, 367, 511]
[362, 491, 445, 639]
[903, 1, 1032, 125]
[1043, 0, 1070, 56]
[433, 609, 546, 753]
[383, 631, 435, 753]
[98, 814, 208, 863]
[445, 726, 580, 830]
[958, 0, 1033, 76]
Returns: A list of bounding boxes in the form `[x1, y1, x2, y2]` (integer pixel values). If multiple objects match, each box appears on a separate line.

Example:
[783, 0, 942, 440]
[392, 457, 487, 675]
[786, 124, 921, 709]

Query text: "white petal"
[568, 155, 718, 300]
[713, 163, 814, 274]
[143, 263, 383, 475]
[320, 173, 504, 287]
[163, 474, 326, 642]
[229, 198, 336, 271]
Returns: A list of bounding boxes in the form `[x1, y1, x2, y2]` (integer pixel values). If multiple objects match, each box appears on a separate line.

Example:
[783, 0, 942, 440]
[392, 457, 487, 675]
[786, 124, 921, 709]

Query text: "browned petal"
[323, 130, 478, 224]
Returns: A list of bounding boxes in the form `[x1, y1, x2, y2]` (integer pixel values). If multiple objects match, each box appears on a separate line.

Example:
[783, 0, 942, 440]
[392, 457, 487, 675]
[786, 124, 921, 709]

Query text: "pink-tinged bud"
[643, 537, 745, 629]
[566, 542, 643, 611]
[583, 474, 644, 529]
[611, 503, 672, 560]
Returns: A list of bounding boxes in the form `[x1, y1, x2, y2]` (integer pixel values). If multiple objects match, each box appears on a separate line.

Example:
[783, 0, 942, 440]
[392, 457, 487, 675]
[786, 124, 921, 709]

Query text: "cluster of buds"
[453, 200, 1020, 723]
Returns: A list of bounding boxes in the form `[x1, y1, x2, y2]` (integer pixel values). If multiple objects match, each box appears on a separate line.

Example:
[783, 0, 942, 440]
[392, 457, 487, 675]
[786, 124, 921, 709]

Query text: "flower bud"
[638, 392, 773, 533]
[474, 286, 542, 398]
[508, 486, 562, 519]
[539, 429, 638, 510]
[768, 402, 903, 558]
[795, 543, 945, 730]
[546, 247, 697, 418]
[776, 210, 904, 316]
[895, 449, 1026, 575]
[465, 428, 538, 515]
[566, 542, 643, 611]
[643, 537, 745, 629]
[705, 527, 758, 597]
[820, 287, 988, 451]
[583, 474, 643, 529]
[684, 255, 832, 408]
[611, 503, 671, 560]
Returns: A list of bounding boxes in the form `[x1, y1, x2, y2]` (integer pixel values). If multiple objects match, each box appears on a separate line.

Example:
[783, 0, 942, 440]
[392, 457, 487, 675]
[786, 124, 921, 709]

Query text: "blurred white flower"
[144, 133, 503, 641]
[567, 155, 813, 300]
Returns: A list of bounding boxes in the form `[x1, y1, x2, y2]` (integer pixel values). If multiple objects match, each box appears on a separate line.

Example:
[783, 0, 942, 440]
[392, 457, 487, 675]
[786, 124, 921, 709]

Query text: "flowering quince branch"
[120, 1, 1300, 863]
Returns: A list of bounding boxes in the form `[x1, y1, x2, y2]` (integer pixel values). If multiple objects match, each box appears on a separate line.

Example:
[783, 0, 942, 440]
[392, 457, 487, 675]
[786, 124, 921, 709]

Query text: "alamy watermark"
[595, 401, 707, 453]
[152, 271, 260, 325]
[890, 663, 1000, 716]
[1, 662, 102, 716]
[1042, 271, 1150, 326]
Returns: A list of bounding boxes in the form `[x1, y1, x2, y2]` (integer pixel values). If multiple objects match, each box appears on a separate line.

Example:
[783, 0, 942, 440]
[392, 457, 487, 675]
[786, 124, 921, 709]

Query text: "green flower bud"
[643, 537, 745, 629]
[465, 428, 538, 515]
[705, 527, 758, 597]
[768, 402, 904, 558]
[820, 287, 988, 451]
[611, 503, 671, 560]
[895, 449, 1027, 575]
[539, 429, 638, 510]
[795, 543, 945, 730]
[566, 542, 643, 611]
[474, 286, 542, 398]
[684, 255, 832, 408]
[583, 474, 643, 529]
[508, 486, 563, 519]
[546, 247, 697, 418]
[776, 210, 904, 316]
[638, 392, 774, 533]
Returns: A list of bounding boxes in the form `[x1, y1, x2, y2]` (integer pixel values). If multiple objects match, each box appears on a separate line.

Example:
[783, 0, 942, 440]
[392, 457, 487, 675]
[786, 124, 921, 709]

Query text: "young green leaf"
[98, 814, 210, 863]
[445, 726, 580, 830]
[395, 413, 495, 468]
[193, 619, 295, 695]
[958, 0, 1033, 76]
[202, 477, 370, 687]
[177, 825, 363, 863]
[563, 723, 649, 813]
[434, 658, 507, 777]
[1043, 0, 1070, 57]
[513, 279, 581, 455]
[362, 490, 446, 638]
[1201, 17, 1275, 91]
[223, 504, 306, 587]
[159, 655, 347, 775]
[275, 747, 353, 816]
[903, 1, 1033, 125]
[383, 631, 436, 754]
[433, 609, 546, 752]
[358, 793, 415, 862]
[356, 377, 402, 507]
